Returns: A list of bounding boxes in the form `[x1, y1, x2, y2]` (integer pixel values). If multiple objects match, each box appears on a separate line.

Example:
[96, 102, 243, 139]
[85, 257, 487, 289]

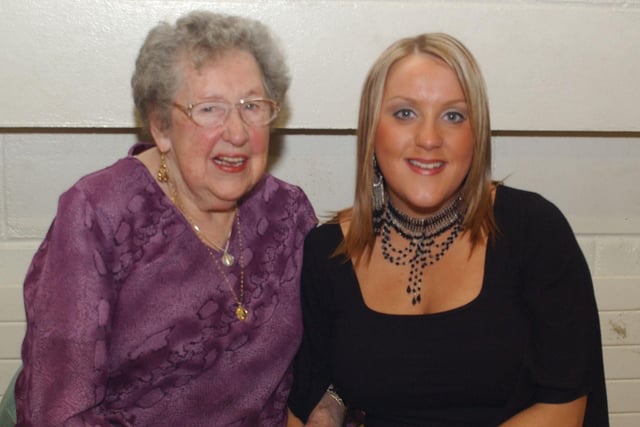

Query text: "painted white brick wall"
[1, 132, 639, 426]
[2, 0, 640, 131]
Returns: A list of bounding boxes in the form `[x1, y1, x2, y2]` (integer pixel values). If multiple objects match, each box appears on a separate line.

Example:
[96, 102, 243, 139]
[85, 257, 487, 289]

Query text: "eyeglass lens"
[191, 99, 276, 127]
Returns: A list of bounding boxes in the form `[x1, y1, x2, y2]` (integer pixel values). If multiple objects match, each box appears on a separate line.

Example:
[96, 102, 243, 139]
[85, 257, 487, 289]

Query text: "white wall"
[2, 0, 640, 131]
[1, 1, 639, 425]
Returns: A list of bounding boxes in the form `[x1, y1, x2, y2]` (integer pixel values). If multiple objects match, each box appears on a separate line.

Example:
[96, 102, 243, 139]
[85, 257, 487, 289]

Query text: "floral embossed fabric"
[16, 146, 317, 426]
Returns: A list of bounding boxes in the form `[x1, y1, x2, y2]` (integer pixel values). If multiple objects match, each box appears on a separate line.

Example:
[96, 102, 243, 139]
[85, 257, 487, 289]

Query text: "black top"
[289, 185, 608, 426]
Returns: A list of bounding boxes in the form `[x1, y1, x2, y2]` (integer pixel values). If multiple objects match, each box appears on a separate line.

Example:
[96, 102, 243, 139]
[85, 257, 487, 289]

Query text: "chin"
[218, 184, 255, 203]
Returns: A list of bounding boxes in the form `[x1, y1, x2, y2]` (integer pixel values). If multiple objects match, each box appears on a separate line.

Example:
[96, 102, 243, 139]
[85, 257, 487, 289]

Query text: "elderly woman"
[15, 10, 317, 426]
[288, 33, 608, 426]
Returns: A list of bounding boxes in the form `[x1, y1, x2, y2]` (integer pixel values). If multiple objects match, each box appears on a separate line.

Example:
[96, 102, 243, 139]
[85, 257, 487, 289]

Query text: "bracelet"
[326, 384, 345, 409]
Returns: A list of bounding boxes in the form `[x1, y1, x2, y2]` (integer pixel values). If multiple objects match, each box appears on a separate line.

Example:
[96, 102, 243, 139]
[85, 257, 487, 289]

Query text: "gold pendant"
[236, 304, 248, 321]
[221, 252, 235, 267]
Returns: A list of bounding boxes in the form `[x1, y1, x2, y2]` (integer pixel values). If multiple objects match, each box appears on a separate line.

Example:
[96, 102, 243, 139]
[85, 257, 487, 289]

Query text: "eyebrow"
[199, 89, 267, 102]
[383, 96, 468, 106]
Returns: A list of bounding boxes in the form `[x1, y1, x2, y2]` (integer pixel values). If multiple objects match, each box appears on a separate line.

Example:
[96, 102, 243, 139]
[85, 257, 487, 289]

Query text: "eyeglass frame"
[172, 98, 280, 128]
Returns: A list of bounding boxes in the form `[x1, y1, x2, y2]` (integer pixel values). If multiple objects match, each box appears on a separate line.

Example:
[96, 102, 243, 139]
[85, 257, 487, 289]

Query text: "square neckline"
[339, 186, 505, 319]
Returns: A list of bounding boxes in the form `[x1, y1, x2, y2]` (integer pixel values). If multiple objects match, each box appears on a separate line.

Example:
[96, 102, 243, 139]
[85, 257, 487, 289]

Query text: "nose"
[222, 107, 249, 146]
[416, 117, 443, 150]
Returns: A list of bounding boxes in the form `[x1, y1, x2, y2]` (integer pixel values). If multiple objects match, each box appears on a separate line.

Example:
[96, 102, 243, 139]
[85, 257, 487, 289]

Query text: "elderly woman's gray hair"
[131, 10, 290, 133]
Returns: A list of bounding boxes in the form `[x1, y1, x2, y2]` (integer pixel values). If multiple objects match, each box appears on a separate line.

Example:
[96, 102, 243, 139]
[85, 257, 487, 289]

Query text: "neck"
[169, 182, 237, 248]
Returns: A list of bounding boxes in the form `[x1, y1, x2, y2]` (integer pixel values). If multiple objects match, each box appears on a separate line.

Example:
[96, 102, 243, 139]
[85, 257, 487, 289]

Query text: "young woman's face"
[374, 53, 474, 217]
[154, 49, 270, 212]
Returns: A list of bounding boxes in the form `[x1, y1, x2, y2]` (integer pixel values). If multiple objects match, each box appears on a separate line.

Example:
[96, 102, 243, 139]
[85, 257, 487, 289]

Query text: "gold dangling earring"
[157, 151, 169, 183]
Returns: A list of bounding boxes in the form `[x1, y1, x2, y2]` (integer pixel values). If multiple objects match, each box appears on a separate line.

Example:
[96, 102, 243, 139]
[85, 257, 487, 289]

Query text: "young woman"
[288, 33, 608, 427]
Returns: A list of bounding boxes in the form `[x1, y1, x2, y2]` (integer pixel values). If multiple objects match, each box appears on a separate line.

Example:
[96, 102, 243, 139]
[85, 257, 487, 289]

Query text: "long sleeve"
[16, 187, 115, 426]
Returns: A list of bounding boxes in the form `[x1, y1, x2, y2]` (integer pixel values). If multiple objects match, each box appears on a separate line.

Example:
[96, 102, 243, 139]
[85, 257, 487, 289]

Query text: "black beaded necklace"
[379, 194, 465, 305]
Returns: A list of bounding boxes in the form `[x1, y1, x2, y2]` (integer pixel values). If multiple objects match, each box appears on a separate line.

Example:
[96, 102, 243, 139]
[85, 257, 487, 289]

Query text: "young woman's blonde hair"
[335, 33, 496, 263]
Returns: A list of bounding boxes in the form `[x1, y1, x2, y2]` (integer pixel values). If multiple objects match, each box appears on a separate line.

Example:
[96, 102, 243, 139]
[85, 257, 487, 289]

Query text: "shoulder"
[301, 223, 346, 290]
[495, 185, 570, 234]
[307, 222, 342, 239]
[495, 185, 561, 215]
[57, 157, 167, 236]
[304, 223, 342, 256]
[252, 173, 311, 202]
[60, 157, 155, 210]
[238, 175, 318, 246]
[494, 185, 584, 273]
[71, 141, 155, 195]
[243, 174, 317, 227]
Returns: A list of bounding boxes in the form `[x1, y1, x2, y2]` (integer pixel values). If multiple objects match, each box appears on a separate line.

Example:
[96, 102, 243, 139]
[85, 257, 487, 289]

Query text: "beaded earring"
[372, 155, 386, 234]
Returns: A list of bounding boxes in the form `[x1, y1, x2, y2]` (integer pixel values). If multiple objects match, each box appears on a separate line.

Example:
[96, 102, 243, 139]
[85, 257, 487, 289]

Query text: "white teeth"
[408, 159, 443, 170]
[214, 156, 244, 166]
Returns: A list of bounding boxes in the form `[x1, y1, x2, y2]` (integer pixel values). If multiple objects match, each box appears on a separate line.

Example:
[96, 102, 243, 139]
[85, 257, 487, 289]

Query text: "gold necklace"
[192, 220, 235, 267]
[170, 186, 248, 321]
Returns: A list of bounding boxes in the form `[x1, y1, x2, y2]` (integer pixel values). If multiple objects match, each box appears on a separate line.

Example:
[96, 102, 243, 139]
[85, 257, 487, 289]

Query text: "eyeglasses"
[172, 98, 280, 128]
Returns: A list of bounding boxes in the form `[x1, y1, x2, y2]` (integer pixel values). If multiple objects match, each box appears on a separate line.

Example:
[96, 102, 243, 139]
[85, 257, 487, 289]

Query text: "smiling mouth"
[214, 156, 245, 167]
[408, 159, 444, 170]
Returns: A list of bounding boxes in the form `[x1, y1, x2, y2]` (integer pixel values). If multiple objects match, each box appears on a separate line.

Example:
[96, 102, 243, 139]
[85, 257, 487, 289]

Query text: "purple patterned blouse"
[15, 148, 317, 426]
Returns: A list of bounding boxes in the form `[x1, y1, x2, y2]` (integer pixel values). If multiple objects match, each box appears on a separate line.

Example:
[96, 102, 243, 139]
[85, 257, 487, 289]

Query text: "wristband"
[326, 384, 345, 409]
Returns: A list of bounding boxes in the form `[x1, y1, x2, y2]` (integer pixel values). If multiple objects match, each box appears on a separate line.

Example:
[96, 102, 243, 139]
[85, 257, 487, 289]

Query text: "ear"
[149, 110, 172, 152]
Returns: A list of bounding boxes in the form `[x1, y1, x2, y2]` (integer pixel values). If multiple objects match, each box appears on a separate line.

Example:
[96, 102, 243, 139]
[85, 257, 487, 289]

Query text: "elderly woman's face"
[374, 53, 473, 217]
[157, 49, 270, 211]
